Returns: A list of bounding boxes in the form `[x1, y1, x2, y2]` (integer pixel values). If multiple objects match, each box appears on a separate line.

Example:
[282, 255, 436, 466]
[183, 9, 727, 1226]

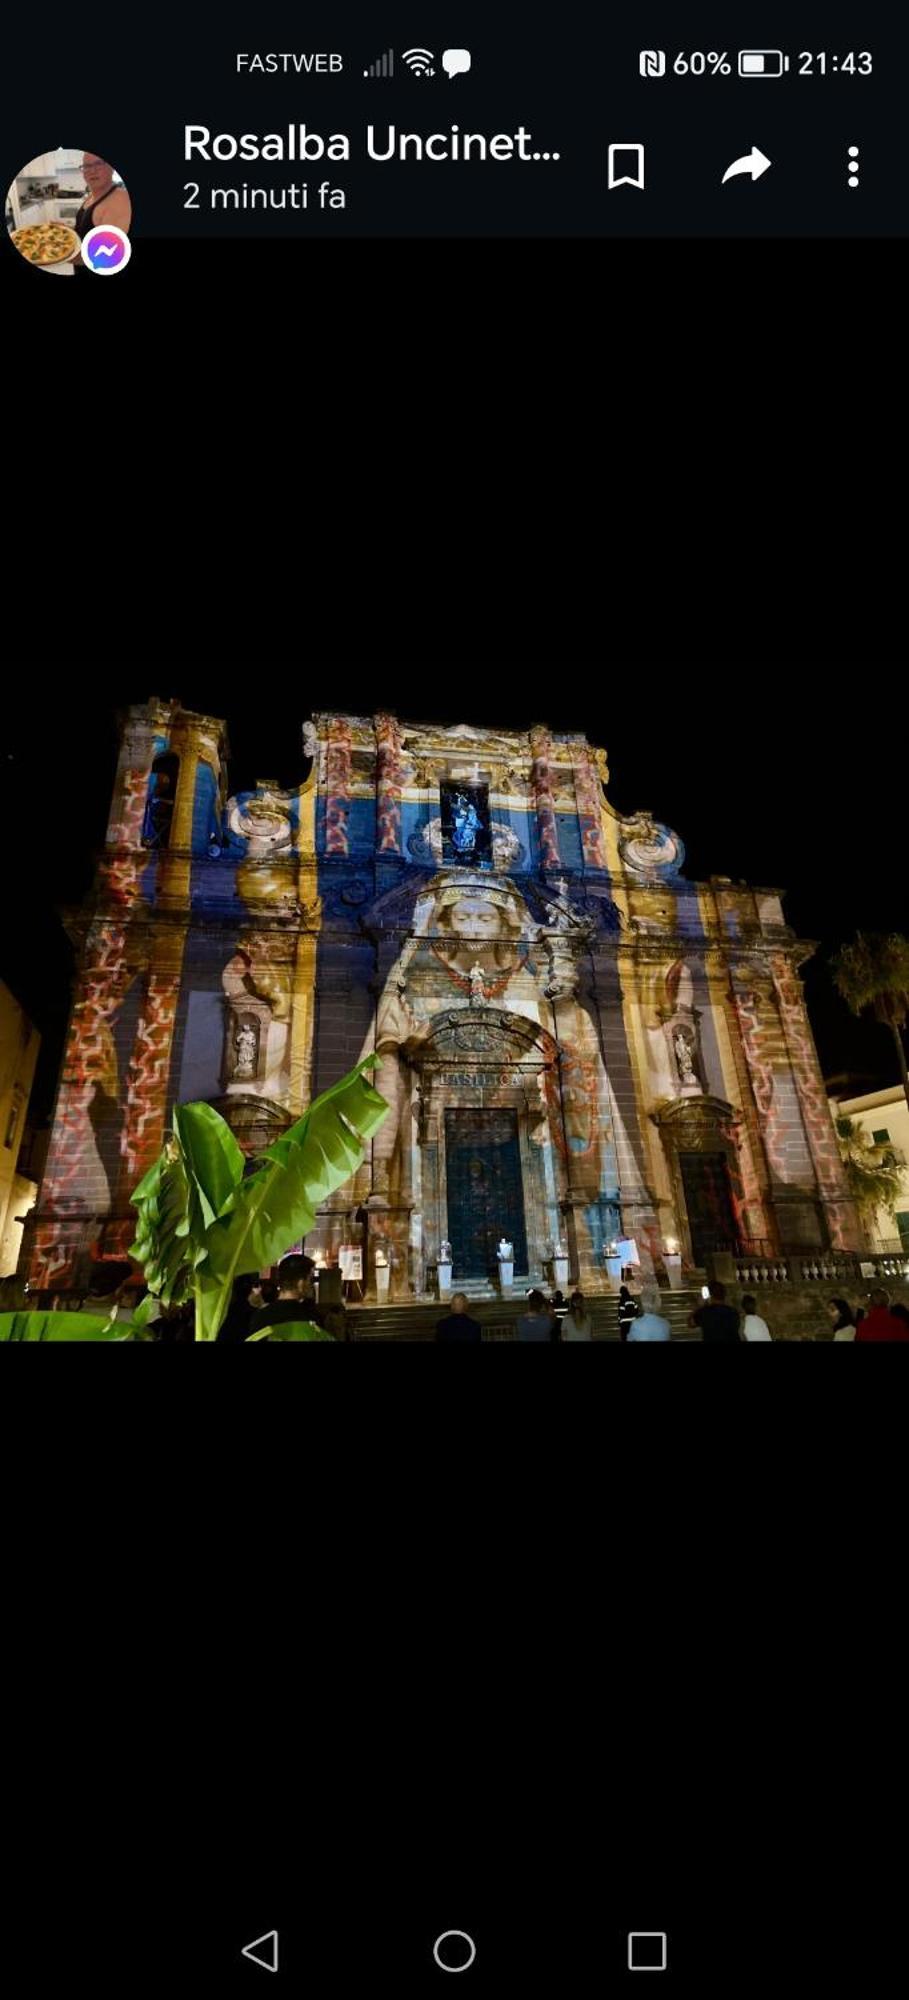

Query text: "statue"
[302, 721, 319, 761]
[439, 1239, 452, 1264]
[468, 962, 487, 1004]
[234, 1021, 258, 1078]
[674, 1031, 696, 1085]
[450, 790, 482, 856]
[497, 1237, 514, 1261]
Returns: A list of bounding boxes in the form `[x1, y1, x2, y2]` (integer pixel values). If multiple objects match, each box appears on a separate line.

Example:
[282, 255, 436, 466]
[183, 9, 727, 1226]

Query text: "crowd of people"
[4, 1259, 908, 1343]
[436, 1288, 595, 1341]
[435, 1277, 909, 1342]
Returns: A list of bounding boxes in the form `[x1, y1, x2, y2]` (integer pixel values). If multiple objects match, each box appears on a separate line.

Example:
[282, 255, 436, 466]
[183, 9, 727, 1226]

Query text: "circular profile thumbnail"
[5, 147, 132, 275]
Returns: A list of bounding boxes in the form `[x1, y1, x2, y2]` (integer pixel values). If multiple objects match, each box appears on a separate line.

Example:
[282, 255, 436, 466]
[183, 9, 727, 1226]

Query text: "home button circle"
[433, 1930, 477, 1973]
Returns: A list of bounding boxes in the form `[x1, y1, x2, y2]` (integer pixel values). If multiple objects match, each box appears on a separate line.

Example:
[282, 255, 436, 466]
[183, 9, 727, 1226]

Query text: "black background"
[3, 5, 905, 1991]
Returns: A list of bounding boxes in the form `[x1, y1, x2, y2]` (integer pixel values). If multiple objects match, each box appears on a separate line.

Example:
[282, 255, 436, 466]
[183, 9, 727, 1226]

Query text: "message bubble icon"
[82, 224, 132, 273]
[442, 48, 471, 79]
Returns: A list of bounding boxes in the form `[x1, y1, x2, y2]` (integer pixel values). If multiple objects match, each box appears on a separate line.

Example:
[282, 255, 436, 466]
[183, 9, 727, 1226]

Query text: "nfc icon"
[639, 50, 666, 77]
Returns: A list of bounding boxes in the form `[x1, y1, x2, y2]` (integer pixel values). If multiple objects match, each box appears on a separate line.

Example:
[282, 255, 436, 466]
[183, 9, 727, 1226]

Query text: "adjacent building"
[22, 699, 863, 1298]
[0, 982, 40, 1277]
[830, 1085, 909, 1252]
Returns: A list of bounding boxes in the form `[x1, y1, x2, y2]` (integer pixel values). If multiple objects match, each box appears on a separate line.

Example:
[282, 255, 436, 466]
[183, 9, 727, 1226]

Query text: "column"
[288, 769, 322, 1118]
[375, 712, 405, 854]
[119, 926, 186, 1191]
[324, 717, 353, 855]
[25, 917, 132, 1288]
[528, 725, 561, 872]
[703, 951, 775, 1248]
[574, 749, 608, 871]
[770, 952, 863, 1250]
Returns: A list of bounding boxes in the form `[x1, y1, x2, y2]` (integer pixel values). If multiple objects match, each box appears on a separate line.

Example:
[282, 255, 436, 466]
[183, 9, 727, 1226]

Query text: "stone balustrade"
[734, 1251, 908, 1287]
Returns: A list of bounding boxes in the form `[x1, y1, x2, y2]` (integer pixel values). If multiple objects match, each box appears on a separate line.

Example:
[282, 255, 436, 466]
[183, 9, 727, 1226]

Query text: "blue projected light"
[451, 791, 483, 855]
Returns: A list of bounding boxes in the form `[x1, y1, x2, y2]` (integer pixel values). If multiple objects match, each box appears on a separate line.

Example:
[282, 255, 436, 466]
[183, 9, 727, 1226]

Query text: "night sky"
[5, 658, 904, 1124]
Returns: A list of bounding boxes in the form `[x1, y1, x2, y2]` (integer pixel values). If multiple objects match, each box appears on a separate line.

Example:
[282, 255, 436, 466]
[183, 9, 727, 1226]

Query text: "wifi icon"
[402, 47, 436, 77]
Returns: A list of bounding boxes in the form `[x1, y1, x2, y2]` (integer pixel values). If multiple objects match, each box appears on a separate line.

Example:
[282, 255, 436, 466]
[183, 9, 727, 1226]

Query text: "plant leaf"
[246, 1319, 335, 1342]
[172, 1101, 244, 1227]
[127, 1056, 388, 1342]
[0, 1311, 129, 1342]
[203, 1058, 388, 1282]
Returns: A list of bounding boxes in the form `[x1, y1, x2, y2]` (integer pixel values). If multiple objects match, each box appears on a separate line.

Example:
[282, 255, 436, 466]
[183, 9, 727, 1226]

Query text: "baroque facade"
[22, 700, 862, 1298]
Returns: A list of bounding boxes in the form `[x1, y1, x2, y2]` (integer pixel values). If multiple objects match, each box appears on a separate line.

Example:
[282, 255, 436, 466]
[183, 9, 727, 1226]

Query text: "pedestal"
[553, 1255, 569, 1291]
[605, 1256, 623, 1292]
[664, 1253, 683, 1291]
[498, 1260, 514, 1296]
[375, 1262, 390, 1302]
[437, 1260, 452, 1301]
[316, 1267, 343, 1308]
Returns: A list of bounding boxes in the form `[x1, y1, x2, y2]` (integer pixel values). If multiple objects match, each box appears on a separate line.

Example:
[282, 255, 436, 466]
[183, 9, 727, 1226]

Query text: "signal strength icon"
[364, 48, 394, 77]
[402, 47, 436, 76]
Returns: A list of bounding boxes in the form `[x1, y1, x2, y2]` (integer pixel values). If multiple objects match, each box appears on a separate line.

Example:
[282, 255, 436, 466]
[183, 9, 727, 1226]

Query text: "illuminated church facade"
[23, 700, 862, 1298]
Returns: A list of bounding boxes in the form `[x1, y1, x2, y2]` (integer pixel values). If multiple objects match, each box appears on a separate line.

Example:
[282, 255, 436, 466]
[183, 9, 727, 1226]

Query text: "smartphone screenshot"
[3, 4, 905, 273]
[2, 4, 904, 1995]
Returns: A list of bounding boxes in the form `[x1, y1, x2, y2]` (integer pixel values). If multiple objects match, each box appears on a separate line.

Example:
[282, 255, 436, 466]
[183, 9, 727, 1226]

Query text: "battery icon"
[738, 50, 789, 77]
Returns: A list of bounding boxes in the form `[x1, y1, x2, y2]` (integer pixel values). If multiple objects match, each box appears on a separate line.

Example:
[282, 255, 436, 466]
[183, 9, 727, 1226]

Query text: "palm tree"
[834, 1115, 905, 1245]
[831, 932, 909, 1111]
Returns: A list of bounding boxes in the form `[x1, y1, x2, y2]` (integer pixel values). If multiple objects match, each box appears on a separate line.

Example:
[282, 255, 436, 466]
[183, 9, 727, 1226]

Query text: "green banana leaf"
[130, 1054, 388, 1341]
[0, 1311, 129, 1342]
[246, 1320, 335, 1342]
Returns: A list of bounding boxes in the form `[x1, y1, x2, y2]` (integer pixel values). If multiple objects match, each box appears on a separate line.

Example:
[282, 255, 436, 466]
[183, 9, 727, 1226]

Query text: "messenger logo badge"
[82, 225, 132, 274]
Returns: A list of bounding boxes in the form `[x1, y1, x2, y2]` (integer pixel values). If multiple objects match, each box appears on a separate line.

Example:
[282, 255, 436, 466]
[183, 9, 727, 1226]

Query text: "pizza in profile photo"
[11, 220, 80, 265]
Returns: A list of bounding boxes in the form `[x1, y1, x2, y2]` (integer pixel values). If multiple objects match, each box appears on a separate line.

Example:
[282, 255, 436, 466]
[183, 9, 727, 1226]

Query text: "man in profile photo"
[74, 153, 132, 242]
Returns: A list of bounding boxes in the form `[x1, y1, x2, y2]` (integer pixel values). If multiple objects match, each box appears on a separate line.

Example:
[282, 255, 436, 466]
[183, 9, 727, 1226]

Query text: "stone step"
[347, 1290, 704, 1342]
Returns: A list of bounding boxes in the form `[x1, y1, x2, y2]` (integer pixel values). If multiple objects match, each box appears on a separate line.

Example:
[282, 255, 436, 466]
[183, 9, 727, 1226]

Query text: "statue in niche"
[674, 1031, 696, 1086]
[448, 790, 482, 856]
[234, 1020, 259, 1079]
[469, 962, 487, 1004]
[541, 879, 593, 999]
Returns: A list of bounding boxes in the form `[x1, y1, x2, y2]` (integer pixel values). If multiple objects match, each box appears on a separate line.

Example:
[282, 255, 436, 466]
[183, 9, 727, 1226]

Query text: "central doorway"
[679, 1151, 739, 1263]
[444, 1107, 528, 1282]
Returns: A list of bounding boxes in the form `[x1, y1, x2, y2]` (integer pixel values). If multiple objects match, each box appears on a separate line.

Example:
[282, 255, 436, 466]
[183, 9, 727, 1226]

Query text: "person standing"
[516, 1290, 557, 1341]
[550, 1288, 569, 1334]
[617, 1284, 637, 1342]
[247, 1254, 323, 1337]
[562, 1290, 593, 1341]
[855, 1287, 909, 1342]
[740, 1293, 772, 1341]
[436, 1292, 482, 1342]
[827, 1297, 858, 1342]
[690, 1280, 741, 1343]
[627, 1282, 671, 1341]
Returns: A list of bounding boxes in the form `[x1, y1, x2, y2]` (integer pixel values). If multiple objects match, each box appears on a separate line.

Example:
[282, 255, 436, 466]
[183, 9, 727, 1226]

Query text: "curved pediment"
[417, 1006, 552, 1068]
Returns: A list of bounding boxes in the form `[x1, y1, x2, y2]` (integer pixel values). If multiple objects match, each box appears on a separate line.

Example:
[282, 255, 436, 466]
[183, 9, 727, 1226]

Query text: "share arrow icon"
[722, 146, 772, 183]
